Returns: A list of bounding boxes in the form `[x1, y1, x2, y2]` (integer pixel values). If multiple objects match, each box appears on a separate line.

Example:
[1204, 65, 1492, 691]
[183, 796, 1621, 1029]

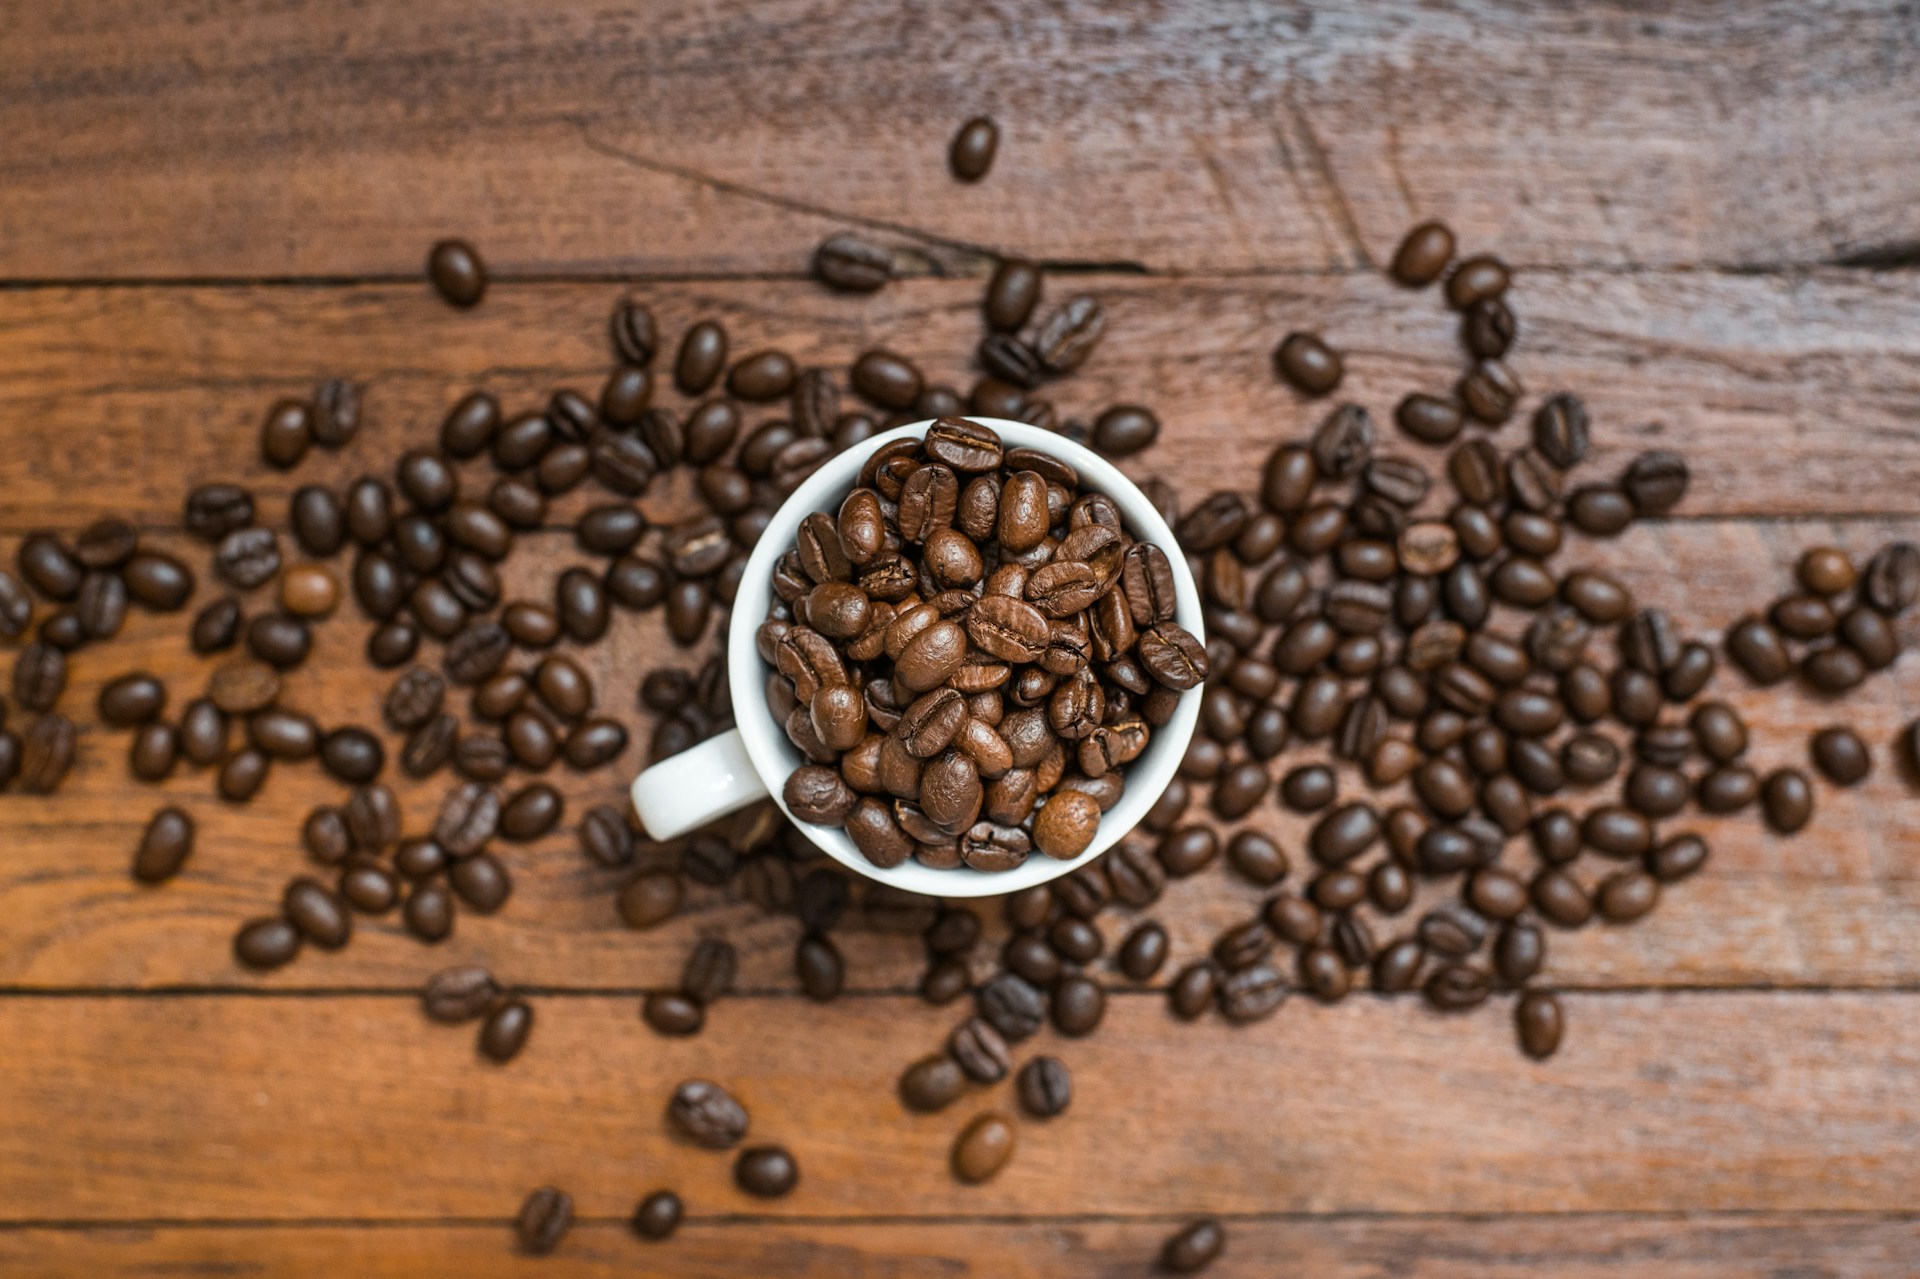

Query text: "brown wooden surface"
[5, 2, 1920, 1275]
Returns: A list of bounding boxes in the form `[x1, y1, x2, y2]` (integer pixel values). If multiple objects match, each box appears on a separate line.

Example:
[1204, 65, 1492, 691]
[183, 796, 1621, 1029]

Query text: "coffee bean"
[233, 916, 301, 970]
[643, 990, 704, 1036]
[132, 807, 194, 884]
[319, 727, 384, 784]
[13, 643, 66, 712]
[1618, 448, 1687, 514]
[1425, 962, 1492, 1011]
[949, 116, 998, 180]
[0, 569, 32, 639]
[670, 1079, 750, 1149]
[1810, 726, 1871, 785]
[1762, 767, 1814, 833]
[258, 400, 312, 469]
[734, 1146, 799, 1198]
[900, 1053, 968, 1113]
[1032, 296, 1105, 372]
[403, 880, 455, 942]
[952, 1112, 1015, 1183]
[620, 872, 683, 930]
[1517, 991, 1565, 1060]
[814, 231, 893, 291]
[514, 1186, 572, 1256]
[423, 965, 498, 1023]
[631, 1190, 682, 1242]
[1462, 296, 1517, 358]
[14, 710, 72, 791]
[1013, 1054, 1071, 1119]
[1533, 393, 1589, 467]
[950, 1016, 1011, 1083]
[1391, 220, 1455, 286]
[284, 877, 351, 948]
[796, 932, 844, 1000]
[474, 997, 533, 1063]
[1092, 404, 1160, 456]
[682, 938, 737, 1005]
[1274, 332, 1343, 396]
[500, 782, 563, 840]
[427, 239, 486, 307]
[122, 550, 194, 611]
[1219, 964, 1289, 1022]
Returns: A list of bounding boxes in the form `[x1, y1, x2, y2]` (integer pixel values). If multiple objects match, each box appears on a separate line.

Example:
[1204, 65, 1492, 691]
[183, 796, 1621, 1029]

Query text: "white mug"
[629, 418, 1204, 899]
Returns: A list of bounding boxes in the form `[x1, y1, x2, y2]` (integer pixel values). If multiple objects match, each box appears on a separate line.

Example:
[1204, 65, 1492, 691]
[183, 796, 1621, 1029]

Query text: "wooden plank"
[1, 991, 1917, 1219]
[1, 275, 1918, 532]
[4, 515, 1920, 992]
[3, 2, 1917, 278]
[3, 1214, 1918, 1278]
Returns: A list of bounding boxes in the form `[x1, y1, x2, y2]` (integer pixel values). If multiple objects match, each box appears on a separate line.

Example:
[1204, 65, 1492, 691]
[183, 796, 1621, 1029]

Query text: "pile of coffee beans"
[7, 169, 1912, 1271]
[765, 417, 1206, 873]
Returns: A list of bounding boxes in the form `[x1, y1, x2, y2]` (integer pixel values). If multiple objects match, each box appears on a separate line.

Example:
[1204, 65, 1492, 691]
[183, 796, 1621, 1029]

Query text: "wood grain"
[5, 515, 1920, 992]
[4, 1214, 1917, 1278]
[2, 274, 1918, 532]
[4, 2, 1918, 279]
[3, 991, 1918, 1220]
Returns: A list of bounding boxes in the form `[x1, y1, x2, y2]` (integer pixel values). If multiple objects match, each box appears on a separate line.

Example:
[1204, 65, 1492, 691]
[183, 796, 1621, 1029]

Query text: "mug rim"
[726, 416, 1205, 899]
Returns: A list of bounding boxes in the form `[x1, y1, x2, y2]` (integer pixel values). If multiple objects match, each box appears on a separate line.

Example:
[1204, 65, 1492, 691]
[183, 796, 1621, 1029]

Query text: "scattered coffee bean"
[734, 1145, 799, 1198]
[514, 1186, 572, 1256]
[428, 239, 487, 307]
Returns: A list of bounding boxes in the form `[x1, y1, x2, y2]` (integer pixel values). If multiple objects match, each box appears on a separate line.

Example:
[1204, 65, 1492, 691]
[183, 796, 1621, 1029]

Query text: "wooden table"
[5, 3, 1920, 1274]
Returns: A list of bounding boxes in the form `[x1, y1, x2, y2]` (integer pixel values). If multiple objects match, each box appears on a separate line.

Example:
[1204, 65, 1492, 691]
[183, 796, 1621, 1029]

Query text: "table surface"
[4, 2, 1920, 1275]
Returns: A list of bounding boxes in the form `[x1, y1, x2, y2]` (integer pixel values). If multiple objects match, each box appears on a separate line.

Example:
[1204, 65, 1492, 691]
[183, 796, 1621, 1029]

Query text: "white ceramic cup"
[629, 417, 1204, 899]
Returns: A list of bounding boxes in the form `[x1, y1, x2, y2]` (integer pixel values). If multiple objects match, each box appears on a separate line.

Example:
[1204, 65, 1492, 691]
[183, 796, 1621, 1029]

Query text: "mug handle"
[629, 728, 769, 840]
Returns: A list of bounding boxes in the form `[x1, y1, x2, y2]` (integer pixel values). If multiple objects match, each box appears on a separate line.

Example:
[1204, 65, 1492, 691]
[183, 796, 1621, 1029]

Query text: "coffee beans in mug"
[768, 422, 1200, 873]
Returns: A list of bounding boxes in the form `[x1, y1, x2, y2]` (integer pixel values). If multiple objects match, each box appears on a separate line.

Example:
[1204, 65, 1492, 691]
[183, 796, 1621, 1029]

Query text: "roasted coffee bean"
[476, 997, 533, 1063]
[257, 399, 313, 469]
[131, 807, 194, 884]
[1392, 220, 1455, 286]
[13, 643, 67, 713]
[1031, 296, 1105, 372]
[735, 1145, 800, 1199]
[951, 1112, 1016, 1184]
[1463, 295, 1517, 358]
[950, 1016, 1012, 1083]
[233, 916, 301, 970]
[70, 570, 125, 639]
[217, 748, 270, 802]
[949, 115, 999, 180]
[422, 965, 498, 1024]
[497, 782, 562, 840]
[512, 1185, 573, 1257]
[795, 932, 845, 1000]
[18, 532, 85, 600]
[643, 990, 704, 1036]
[0, 569, 33, 639]
[898, 1053, 968, 1114]
[123, 550, 194, 611]
[426, 239, 486, 307]
[19, 710, 77, 791]
[1218, 963, 1289, 1023]
[630, 1190, 683, 1243]
[1597, 869, 1660, 922]
[1810, 726, 1871, 785]
[669, 1079, 749, 1149]
[246, 613, 311, 668]
[978, 971, 1047, 1042]
[1622, 449, 1690, 515]
[1649, 833, 1710, 883]
[1274, 332, 1343, 396]
[1762, 767, 1814, 833]
[1516, 990, 1565, 1059]
[679, 938, 738, 1006]
[249, 707, 319, 760]
[1532, 393, 1590, 468]
[284, 877, 351, 949]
